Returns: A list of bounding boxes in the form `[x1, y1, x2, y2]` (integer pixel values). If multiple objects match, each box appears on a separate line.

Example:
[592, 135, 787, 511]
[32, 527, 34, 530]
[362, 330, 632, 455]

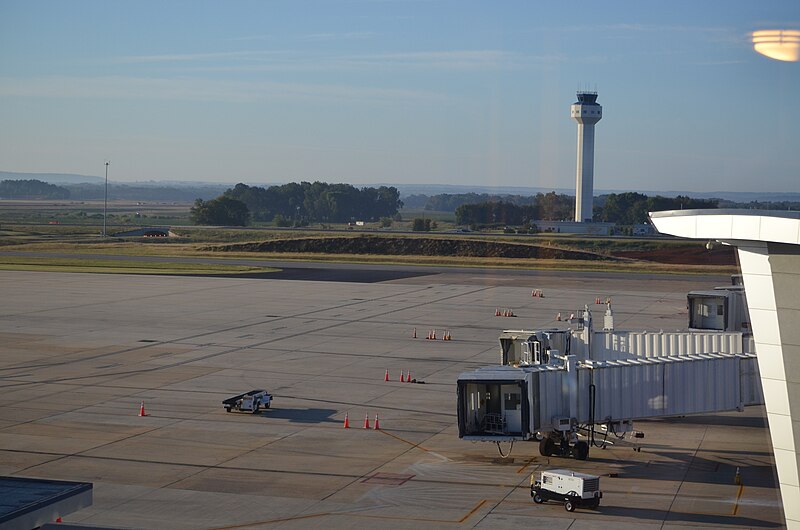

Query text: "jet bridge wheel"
[539, 437, 555, 457]
[573, 441, 589, 460]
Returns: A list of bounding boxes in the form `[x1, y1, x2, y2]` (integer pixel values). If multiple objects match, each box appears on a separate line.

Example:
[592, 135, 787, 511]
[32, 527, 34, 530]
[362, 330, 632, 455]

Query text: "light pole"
[103, 161, 109, 237]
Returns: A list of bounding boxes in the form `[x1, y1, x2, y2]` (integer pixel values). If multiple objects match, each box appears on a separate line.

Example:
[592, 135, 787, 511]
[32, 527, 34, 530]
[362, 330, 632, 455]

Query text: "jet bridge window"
[523, 340, 548, 365]
[504, 392, 520, 410]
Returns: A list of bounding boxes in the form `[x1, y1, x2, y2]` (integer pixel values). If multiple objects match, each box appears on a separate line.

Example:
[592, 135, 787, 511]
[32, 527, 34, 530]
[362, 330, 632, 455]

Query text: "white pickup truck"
[222, 390, 272, 413]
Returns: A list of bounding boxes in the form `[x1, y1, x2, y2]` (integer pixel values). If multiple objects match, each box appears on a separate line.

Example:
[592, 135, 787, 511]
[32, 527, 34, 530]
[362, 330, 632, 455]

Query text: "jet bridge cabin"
[457, 365, 566, 441]
[499, 329, 571, 366]
[458, 366, 530, 440]
[688, 286, 750, 332]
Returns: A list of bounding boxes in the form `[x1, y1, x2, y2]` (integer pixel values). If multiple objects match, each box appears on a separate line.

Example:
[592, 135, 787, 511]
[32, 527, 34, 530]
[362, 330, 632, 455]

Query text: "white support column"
[738, 243, 800, 527]
[650, 209, 800, 529]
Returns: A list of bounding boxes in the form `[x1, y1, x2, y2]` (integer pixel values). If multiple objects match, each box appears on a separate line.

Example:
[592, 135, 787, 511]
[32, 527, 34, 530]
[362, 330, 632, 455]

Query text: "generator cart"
[223, 390, 271, 413]
[531, 469, 602, 511]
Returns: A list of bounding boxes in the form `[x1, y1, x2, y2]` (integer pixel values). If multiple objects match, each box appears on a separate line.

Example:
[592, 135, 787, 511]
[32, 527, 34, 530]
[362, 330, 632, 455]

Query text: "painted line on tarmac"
[516, 456, 537, 474]
[732, 484, 745, 516]
[378, 428, 430, 452]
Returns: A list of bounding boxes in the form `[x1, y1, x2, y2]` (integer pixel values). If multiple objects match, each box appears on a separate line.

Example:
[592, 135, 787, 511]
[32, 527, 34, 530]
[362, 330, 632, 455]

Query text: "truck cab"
[223, 390, 272, 413]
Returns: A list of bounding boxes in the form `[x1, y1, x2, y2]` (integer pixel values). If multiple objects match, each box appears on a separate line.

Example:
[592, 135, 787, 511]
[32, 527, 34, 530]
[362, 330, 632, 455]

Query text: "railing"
[482, 413, 506, 434]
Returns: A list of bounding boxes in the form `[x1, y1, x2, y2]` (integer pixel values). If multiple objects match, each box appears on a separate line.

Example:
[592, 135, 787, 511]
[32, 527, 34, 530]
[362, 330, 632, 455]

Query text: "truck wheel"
[252, 405, 259, 414]
[225, 407, 231, 413]
[533, 492, 543, 504]
[565, 500, 575, 512]
[265, 402, 270, 409]
[539, 437, 555, 457]
[574, 441, 589, 460]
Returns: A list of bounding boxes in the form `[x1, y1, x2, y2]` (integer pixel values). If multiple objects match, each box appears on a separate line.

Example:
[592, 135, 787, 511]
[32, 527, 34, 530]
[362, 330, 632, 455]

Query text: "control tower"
[571, 91, 602, 222]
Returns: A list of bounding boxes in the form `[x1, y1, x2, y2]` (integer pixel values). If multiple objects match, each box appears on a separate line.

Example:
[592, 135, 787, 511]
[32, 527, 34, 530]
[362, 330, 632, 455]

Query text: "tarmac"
[0, 267, 785, 529]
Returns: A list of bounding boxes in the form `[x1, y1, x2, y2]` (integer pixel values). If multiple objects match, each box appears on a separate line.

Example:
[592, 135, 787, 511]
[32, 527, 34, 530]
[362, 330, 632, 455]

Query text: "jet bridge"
[459, 304, 763, 459]
[457, 352, 762, 459]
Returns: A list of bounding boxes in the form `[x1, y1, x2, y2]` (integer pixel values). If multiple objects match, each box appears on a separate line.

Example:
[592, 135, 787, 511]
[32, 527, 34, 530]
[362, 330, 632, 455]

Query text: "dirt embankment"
[206, 236, 616, 261]
[612, 246, 736, 265]
[206, 235, 737, 266]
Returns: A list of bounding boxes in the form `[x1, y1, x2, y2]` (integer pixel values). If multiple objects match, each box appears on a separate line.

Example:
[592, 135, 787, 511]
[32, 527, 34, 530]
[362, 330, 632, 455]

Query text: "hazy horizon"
[3, 170, 799, 203]
[1, 1, 799, 194]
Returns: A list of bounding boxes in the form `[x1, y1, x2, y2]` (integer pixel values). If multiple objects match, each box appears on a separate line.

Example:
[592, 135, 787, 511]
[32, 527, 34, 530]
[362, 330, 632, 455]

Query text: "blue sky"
[1, 0, 798, 193]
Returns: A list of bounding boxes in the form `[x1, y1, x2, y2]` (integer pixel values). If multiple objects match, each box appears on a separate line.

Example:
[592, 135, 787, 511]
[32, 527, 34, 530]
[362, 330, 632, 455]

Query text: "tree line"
[594, 193, 718, 225]
[403, 192, 538, 211]
[0, 179, 70, 199]
[455, 192, 721, 226]
[455, 192, 574, 225]
[191, 182, 403, 226]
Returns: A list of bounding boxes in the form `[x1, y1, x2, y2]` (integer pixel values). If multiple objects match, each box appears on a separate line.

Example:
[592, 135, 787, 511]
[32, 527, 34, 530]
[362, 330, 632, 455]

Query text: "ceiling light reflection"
[752, 30, 800, 62]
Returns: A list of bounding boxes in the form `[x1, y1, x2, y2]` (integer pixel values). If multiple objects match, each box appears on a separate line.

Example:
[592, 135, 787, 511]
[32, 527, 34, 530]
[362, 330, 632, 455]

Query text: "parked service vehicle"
[223, 390, 272, 413]
[531, 469, 602, 511]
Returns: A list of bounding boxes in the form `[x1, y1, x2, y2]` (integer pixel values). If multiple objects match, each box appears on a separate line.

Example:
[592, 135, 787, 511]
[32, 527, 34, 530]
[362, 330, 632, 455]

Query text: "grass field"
[0, 205, 739, 276]
[0, 254, 278, 276]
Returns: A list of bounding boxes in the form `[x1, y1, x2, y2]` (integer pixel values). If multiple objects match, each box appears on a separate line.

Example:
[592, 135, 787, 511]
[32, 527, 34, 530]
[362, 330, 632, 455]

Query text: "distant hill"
[654, 190, 800, 202]
[0, 172, 227, 202]
[0, 171, 104, 185]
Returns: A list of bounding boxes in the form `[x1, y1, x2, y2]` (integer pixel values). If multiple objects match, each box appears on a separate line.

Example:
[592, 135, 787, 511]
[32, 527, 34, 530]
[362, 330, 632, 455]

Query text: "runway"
[0, 267, 783, 528]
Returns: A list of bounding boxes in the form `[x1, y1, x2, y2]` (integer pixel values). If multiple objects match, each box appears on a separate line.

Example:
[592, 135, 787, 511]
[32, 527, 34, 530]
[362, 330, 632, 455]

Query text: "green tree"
[535, 192, 573, 220]
[190, 197, 250, 226]
[220, 181, 402, 224]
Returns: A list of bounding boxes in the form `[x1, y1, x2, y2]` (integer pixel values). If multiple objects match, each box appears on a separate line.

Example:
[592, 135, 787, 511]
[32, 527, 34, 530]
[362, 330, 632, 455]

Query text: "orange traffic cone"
[364, 413, 370, 429]
[556, 312, 562, 321]
[400, 371, 405, 382]
[138, 401, 147, 417]
[495, 308, 501, 316]
[432, 330, 436, 340]
[374, 413, 380, 430]
[343, 412, 350, 429]
[56, 517, 62, 523]
[413, 327, 417, 338]
[384, 369, 389, 382]
[406, 370, 411, 383]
